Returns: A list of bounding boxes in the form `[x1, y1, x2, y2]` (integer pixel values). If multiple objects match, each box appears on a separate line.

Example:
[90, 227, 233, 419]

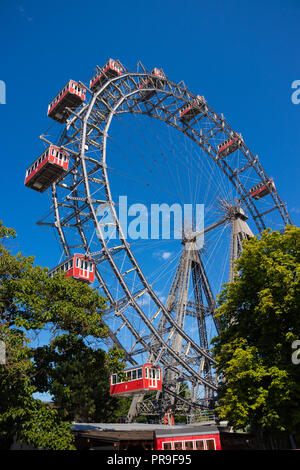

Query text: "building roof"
[155, 424, 220, 438]
[73, 422, 221, 438]
[75, 429, 155, 442]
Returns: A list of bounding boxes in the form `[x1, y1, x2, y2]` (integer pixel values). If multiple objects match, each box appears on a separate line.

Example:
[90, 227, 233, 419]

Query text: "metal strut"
[227, 203, 254, 282]
[127, 230, 218, 422]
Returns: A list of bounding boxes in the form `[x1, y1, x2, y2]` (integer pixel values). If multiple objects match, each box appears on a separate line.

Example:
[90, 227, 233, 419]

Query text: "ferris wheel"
[25, 58, 292, 422]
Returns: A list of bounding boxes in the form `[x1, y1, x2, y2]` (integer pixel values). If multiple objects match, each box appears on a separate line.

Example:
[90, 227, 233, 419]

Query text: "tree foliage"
[33, 336, 130, 423]
[0, 321, 75, 450]
[212, 225, 300, 439]
[0, 220, 127, 449]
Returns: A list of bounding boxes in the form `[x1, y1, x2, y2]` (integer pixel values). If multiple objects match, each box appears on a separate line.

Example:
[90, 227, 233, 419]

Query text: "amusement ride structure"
[25, 59, 292, 423]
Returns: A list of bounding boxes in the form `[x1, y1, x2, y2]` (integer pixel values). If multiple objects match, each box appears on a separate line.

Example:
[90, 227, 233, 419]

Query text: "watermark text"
[0, 80, 6, 104]
[291, 80, 300, 104]
[96, 196, 205, 250]
[292, 340, 300, 365]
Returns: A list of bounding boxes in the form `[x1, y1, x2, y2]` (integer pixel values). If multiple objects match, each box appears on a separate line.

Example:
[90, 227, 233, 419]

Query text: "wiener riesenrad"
[25, 58, 291, 422]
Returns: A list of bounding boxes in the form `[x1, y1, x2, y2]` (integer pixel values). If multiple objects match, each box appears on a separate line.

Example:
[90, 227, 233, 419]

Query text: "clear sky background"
[0, 0, 299, 269]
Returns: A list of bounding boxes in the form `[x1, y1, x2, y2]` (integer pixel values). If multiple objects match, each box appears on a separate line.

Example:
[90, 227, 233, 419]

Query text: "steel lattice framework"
[37, 61, 292, 420]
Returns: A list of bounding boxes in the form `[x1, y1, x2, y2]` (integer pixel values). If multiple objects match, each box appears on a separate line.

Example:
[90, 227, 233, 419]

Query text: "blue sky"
[1, 0, 299, 399]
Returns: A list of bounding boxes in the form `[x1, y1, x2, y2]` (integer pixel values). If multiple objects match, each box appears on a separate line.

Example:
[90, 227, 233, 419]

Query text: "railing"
[186, 410, 216, 424]
[136, 399, 217, 424]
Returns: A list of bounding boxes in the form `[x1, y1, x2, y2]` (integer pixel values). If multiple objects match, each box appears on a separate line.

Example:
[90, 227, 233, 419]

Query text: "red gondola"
[139, 68, 165, 100]
[48, 80, 86, 123]
[90, 59, 123, 92]
[217, 134, 243, 158]
[179, 95, 206, 122]
[24, 145, 69, 192]
[249, 178, 276, 200]
[110, 363, 162, 396]
[49, 254, 95, 283]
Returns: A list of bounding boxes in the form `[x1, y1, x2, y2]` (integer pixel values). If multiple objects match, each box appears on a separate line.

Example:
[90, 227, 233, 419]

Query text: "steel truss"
[37, 61, 292, 421]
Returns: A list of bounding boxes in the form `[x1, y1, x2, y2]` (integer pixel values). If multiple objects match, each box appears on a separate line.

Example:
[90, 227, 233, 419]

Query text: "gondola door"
[80, 259, 90, 280]
[148, 368, 158, 389]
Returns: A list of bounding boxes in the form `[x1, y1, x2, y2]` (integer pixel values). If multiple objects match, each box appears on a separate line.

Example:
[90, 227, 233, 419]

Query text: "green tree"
[0, 220, 126, 449]
[0, 312, 75, 450]
[212, 225, 300, 443]
[33, 336, 130, 423]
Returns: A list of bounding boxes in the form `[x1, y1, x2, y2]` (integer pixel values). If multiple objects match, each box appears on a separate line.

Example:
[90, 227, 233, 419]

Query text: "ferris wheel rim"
[42, 64, 291, 399]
